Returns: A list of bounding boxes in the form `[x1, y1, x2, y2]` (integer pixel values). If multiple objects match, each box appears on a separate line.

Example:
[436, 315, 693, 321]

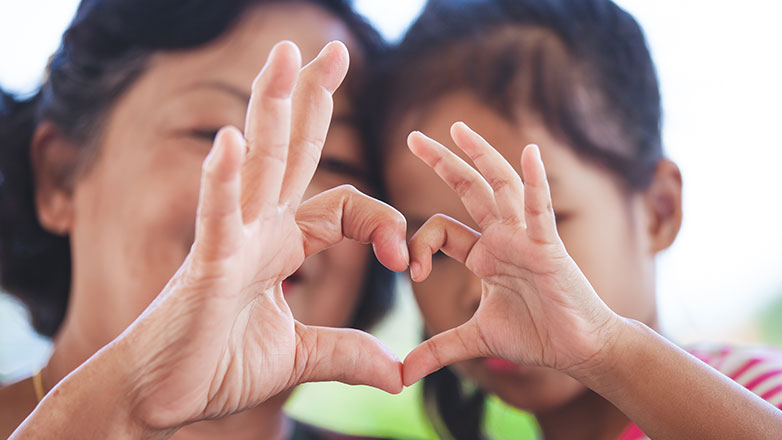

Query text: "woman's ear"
[643, 159, 683, 253]
[30, 121, 79, 236]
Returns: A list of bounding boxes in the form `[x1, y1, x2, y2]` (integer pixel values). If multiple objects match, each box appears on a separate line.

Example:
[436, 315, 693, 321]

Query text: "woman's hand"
[10, 41, 408, 440]
[123, 41, 408, 428]
[401, 122, 620, 386]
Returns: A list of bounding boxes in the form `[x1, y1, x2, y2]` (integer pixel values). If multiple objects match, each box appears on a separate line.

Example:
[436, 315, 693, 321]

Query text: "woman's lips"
[484, 357, 523, 374]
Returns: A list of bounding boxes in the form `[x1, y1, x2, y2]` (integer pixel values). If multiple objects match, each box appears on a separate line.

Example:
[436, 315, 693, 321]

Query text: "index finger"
[450, 122, 526, 223]
[407, 131, 499, 229]
[295, 185, 409, 272]
[407, 214, 480, 282]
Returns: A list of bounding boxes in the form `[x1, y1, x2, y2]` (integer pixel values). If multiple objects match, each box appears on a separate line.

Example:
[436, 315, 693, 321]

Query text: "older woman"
[0, 1, 407, 438]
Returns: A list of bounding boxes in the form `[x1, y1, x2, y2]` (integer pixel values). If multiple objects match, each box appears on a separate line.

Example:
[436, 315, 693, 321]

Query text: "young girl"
[377, 0, 782, 438]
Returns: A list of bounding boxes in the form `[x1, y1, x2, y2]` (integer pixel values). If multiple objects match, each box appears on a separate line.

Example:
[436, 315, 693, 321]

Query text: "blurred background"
[1, 0, 781, 438]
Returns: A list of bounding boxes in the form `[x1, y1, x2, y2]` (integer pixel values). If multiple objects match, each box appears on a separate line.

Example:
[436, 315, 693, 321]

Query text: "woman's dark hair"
[0, 0, 391, 337]
[373, 0, 662, 438]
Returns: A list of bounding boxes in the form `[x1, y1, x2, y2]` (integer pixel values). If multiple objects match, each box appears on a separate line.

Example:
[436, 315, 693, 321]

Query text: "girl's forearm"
[574, 318, 782, 440]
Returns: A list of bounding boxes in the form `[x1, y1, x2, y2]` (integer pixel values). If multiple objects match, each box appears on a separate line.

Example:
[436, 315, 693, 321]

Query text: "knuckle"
[426, 213, 449, 229]
[525, 201, 553, 217]
[293, 134, 327, 153]
[469, 150, 486, 163]
[486, 176, 508, 192]
[393, 211, 408, 229]
[261, 142, 289, 165]
[427, 340, 444, 367]
[451, 177, 474, 198]
[429, 153, 444, 170]
[335, 183, 360, 196]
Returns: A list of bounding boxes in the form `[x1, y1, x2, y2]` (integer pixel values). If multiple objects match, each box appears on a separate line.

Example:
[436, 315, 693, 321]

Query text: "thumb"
[402, 318, 487, 387]
[293, 323, 403, 394]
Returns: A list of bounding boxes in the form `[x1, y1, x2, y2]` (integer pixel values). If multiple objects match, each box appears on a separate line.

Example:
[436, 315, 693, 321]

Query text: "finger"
[295, 323, 403, 394]
[241, 41, 302, 222]
[193, 127, 246, 263]
[520, 144, 558, 243]
[402, 319, 487, 387]
[296, 184, 409, 272]
[450, 122, 525, 223]
[407, 131, 499, 228]
[408, 214, 480, 282]
[280, 41, 350, 205]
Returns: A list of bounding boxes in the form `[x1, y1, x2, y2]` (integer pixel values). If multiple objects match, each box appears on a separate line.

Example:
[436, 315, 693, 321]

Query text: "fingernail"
[410, 262, 421, 281]
[253, 42, 292, 88]
[527, 144, 541, 159]
[400, 241, 410, 266]
[453, 121, 473, 133]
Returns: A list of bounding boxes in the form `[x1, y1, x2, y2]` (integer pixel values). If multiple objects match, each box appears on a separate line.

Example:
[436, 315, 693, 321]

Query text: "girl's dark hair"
[422, 356, 487, 440]
[376, 0, 663, 191]
[374, 0, 662, 438]
[0, 0, 391, 337]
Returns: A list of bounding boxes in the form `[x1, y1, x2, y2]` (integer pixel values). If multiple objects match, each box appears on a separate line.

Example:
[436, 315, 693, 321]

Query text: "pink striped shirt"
[618, 344, 782, 440]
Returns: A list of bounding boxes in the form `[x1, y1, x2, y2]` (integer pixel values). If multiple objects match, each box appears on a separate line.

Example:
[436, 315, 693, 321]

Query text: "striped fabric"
[618, 344, 782, 440]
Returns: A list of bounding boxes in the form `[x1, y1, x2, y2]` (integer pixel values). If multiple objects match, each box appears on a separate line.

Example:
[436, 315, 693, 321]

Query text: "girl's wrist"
[563, 312, 632, 383]
[567, 317, 656, 394]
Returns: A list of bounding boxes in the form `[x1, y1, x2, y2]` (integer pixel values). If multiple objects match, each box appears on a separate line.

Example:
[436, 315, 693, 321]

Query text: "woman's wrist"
[109, 336, 180, 439]
[10, 338, 172, 440]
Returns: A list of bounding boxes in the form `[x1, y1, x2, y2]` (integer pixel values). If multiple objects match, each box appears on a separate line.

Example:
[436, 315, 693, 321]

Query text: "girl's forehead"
[383, 91, 631, 214]
[387, 91, 556, 173]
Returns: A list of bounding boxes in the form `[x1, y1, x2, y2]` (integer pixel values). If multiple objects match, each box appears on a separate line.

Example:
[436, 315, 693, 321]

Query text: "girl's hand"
[113, 41, 407, 429]
[402, 122, 620, 386]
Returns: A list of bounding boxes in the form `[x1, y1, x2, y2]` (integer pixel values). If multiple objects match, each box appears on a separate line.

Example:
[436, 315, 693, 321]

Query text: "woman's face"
[385, 91, 660, 412]
[58, 4, 373, 347]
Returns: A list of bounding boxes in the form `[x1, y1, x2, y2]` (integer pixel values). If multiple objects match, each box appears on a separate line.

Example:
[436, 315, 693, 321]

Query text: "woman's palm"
[124, 42, 407, 429]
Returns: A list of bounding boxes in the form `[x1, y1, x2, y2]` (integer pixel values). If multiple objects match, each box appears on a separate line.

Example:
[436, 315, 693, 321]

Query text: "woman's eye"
[188, 129, 220, 142]
[553, 212, 570, 224]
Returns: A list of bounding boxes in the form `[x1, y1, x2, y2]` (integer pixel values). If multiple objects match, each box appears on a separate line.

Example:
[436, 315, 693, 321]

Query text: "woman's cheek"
[134, 175, 201, 301]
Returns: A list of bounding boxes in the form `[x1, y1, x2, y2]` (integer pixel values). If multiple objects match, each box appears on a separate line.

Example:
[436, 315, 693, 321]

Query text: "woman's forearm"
[575, 318, 782, 439]
[9, 340, 171, 440]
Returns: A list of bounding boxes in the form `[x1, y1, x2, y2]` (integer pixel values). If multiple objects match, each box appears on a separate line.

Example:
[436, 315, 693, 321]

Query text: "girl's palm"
[402, 122, 618, 386]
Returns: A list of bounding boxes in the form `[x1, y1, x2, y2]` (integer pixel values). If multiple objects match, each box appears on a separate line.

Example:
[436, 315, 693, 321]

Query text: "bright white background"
[1, 0, 781, 382]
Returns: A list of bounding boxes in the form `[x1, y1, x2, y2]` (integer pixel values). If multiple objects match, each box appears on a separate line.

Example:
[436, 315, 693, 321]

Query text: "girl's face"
[385, 91, 660, 412]
[41, 4, 373, 349]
